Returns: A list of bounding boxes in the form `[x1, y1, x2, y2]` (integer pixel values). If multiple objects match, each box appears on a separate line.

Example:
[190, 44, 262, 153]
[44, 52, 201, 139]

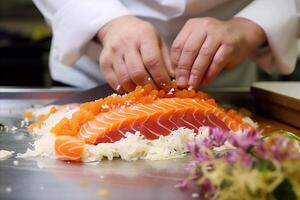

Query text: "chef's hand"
[97, 16, 173, 93]
[171, 17, 266, 88]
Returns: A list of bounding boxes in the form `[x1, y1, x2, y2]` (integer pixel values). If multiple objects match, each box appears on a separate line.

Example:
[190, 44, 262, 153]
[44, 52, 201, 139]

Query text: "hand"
[171, 17, 266, 88]
[97, 16, 174, 93]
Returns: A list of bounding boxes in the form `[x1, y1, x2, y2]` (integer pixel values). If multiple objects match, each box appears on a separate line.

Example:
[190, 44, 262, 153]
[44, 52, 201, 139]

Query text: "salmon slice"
[78, 98, 251, 144]
[55, 136, 85, 161]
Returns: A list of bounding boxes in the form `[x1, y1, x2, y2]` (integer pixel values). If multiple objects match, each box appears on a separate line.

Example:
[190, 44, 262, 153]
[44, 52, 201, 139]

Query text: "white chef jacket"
[33, 0, 299, 88]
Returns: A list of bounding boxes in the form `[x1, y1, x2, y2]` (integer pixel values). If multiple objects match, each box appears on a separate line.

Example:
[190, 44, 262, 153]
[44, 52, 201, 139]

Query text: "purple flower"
[188, 142, 212, 162]
[198, 180, 217, 200]
[207, 128, 229, 148]
[229, 129, 261, 150]
[221, 149, 254, 168]
[188, 141, 200, 156]
[180, 127, 300, 199]
[201, 137, 213, 148]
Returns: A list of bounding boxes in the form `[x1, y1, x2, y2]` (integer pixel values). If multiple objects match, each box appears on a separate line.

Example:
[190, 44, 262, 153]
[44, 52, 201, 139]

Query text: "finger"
[124, 48, 155, 87]
[112, 56, 136, 92]
[140, 36, 171, 88]
[202, 44, 233, 84]
[161, 41, 174, 78]
[176, 31, 206, 88]
[171, 24, 192, 69]
[187, 36, 221, 87]
[100, 62, 125, 93]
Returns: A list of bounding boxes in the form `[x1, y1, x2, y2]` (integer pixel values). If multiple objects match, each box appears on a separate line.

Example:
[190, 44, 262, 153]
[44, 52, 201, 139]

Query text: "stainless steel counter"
[0, 88, 195, 200]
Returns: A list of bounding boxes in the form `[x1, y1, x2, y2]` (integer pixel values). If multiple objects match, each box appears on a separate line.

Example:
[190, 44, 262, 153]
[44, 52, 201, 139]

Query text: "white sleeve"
[235, 0, 299, 74]
[33, 0, 130, 65]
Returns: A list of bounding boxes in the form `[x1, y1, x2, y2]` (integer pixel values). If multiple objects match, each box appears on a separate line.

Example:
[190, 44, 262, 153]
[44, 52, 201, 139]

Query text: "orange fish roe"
[49, 107, 58, 113]
[23, 111, 33, 120]
[227, 109, 243, 123]
[27, 106, 58, 132]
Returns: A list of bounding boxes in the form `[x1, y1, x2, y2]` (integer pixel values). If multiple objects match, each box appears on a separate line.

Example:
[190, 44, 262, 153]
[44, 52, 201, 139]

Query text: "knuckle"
[199, 46, 211, 56]
[140, 22, 154, 34]
[214, 55, 226, 65]
[118, 72, 130, 84]
[182, 46, 197, 55]
[171, 43, 183, 53]
[171, 56, 180, 65]
[224, 43, 236, 53]
[191, 67, 202, 75]
[177, 64, 190, 71]
[131, 70, 146, 81]
[110, 42, 122, 53]
[144, 56, 160, 68]
[110, 44, 119, 54]
[99, 54, 109, 67]
[190, 61, 205, 74]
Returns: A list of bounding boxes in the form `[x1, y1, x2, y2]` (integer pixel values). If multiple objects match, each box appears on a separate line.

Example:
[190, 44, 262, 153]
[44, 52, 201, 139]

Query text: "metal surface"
[51, 84, 114, 105]
[1, 87, 299, 200]
[0, 87, 81, 117]
[0, 89, 194, 200]
[0, 87, 81, 99]
[0, 127, 191, 200]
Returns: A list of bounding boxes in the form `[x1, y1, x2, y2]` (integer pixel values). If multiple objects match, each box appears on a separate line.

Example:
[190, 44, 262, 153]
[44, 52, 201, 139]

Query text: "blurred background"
[0, 1, 299, 88]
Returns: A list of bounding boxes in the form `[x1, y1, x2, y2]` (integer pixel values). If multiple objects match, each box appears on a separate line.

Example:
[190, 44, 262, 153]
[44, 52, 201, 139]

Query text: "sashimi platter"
[20, 84, 255, 162]
[1, 84, 300, 200]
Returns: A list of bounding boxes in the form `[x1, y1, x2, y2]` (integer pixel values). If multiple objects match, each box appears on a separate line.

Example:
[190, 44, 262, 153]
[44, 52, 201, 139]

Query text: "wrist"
[228, 17, 267, 51]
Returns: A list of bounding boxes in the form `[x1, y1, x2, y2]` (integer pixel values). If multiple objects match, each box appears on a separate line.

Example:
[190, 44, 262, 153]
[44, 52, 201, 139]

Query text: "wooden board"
[251, 82, 300, 129]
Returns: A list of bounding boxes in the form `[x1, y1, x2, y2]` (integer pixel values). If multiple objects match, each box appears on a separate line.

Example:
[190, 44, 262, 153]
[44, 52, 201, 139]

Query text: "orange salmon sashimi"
[55, 136, 85, 161]
[79, 98, 252, 144]
[43, 84, 254, 161]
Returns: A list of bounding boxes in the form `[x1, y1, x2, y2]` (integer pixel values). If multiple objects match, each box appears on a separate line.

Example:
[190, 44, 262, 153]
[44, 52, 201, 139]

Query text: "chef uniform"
[33, 0, 299, 88]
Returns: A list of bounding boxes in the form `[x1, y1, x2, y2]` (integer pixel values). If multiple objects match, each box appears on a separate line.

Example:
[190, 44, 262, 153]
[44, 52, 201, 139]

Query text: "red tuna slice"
[78, 98, 252, 144]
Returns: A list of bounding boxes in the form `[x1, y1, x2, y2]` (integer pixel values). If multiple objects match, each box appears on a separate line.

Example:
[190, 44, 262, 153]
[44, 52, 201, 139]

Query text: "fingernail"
[188, 75, 198, 87]
[177, 76, 187, 87]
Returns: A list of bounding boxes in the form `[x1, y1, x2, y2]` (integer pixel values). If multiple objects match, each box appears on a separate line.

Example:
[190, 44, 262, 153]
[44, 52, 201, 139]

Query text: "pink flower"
[203, 128, 230, 148]
[221, 149, 254, 168]
[188, 142, 212, 162]
[229, 129, 261, 150]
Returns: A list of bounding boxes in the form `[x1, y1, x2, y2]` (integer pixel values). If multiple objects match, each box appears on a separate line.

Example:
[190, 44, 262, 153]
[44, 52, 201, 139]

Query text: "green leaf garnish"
[263, 130, 300, 142]
[220, 179, 232, 189]
[255, 159, 275, 172]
